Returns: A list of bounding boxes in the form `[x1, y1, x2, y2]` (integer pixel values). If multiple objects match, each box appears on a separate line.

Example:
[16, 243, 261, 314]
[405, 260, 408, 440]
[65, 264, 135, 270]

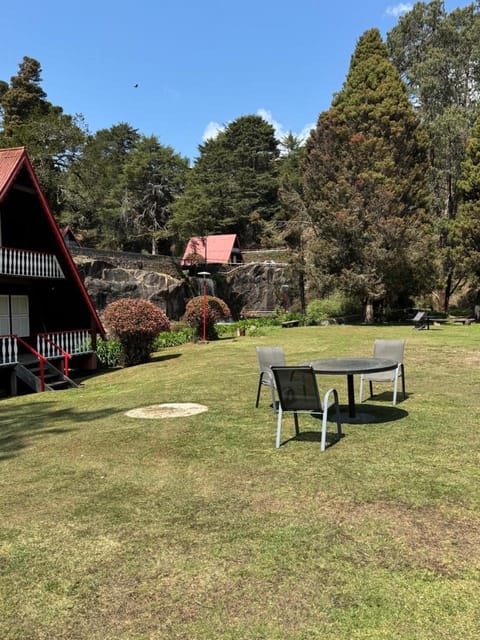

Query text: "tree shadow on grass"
[0, 400, 121, 462]
[74, 353, 182, 383]
[148, 353, 182, 363]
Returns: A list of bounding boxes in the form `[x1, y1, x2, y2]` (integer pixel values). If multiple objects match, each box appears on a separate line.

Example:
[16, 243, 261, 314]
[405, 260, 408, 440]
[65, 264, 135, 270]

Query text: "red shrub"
[183, 295, 231, 339]
[103, 298, 170, 366]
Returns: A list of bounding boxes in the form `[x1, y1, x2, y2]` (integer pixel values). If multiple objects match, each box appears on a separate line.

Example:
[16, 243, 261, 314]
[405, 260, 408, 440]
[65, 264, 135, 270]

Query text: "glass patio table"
[306, 357, 398, 420]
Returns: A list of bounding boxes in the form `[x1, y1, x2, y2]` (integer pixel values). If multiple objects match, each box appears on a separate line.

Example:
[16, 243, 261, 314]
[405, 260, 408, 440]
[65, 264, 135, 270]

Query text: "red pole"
[203, 277, 207, 342]
[39, 359, 45, 392]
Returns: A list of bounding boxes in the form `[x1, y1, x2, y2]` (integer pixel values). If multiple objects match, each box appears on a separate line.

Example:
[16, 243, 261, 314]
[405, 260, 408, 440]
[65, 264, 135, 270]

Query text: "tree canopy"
[61, 125, 188, 252]
[387, 0, 480, 309]
[169, 115, 280, 249]
[303, 29, 434, 321]
[0, 56, 87, 211]
[118, 136, 189, 254]
[4, 9, 480, 319]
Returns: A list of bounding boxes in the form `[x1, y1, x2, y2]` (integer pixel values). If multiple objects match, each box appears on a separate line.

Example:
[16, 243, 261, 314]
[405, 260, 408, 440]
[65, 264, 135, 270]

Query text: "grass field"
[1, 323, 480, 639]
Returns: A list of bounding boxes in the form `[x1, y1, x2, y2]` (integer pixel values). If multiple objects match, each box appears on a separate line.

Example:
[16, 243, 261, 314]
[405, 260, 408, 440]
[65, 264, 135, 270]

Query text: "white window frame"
[0, 294, 30, 337]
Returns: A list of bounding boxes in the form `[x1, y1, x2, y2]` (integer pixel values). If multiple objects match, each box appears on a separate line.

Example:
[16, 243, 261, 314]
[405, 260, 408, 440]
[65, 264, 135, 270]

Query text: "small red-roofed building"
[0, 147, 105, 395]
[181, 234, 243, 267]
[60, 225, 81, 249]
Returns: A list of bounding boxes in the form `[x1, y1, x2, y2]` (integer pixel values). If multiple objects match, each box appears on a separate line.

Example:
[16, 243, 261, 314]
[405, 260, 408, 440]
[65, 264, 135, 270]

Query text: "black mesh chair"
[271, 366, 342, 451]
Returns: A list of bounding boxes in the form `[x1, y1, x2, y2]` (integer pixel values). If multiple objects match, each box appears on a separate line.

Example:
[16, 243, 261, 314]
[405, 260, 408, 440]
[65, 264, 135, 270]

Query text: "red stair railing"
[36, 335, 72, 378]
[14, 336, 47, 392]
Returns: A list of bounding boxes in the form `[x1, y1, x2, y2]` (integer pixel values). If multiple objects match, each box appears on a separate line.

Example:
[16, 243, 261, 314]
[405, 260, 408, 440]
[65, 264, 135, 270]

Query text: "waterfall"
[196, 277, 216, 296]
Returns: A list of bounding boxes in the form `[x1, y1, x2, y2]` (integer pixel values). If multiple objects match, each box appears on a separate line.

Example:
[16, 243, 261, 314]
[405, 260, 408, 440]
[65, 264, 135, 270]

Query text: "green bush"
[215, 316, 281, 339]
[103, 298, 170, 366]
[96, 338, 123, 368]
[277, 311, 304, 324]
[305, 292, 360, 325]
[182, 296, 231, 340]
[215, 323, 237, 339]
[153, 327, 196, 349]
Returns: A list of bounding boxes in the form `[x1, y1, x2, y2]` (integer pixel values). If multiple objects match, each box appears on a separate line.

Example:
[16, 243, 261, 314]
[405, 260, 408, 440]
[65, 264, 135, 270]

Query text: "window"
[0, 295, 30, 336]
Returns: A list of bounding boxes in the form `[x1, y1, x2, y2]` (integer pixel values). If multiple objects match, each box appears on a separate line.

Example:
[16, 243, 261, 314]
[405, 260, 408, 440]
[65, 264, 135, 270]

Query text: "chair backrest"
[373, 339, 405, 364]
[271, 366, 322, 412]
[412, 311, 426, 322]
[256, 346, 286, 375]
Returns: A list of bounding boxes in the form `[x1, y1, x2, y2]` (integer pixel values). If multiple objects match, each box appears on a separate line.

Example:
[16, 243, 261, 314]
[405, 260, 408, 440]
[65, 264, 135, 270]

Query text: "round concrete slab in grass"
[125, 403, 208, 419]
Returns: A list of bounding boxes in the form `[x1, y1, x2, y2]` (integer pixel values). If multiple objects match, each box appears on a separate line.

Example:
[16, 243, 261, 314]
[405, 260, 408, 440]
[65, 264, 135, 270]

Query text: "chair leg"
[333, 390, 342, 438]
[359, 375, 373, 402]
[275, 407, 283, 448]
[293, 412, 300, 436]
[320, 411, 328, 452]
[269, 384, 278, 415]
[255, 374, 263, 407]
[321, 389, 342, 452]
[401, 365, 406, 400]
[392, 370, 398, 405]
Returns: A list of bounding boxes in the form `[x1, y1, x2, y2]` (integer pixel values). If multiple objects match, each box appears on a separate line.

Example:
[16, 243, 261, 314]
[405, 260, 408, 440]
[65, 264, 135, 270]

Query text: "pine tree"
[61, 124, 141, 247]
[453, 115, 480, 289]
[117, 136, 189, 254]
[0, 57, 86, 212]
[303, 29, 434, 321]
[170, 115, 280, 250]
[387, 1, 480, 310]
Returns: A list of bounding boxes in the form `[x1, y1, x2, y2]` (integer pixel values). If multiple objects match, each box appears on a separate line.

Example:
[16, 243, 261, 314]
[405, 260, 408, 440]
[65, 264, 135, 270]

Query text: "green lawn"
[1, 324, 480, 639]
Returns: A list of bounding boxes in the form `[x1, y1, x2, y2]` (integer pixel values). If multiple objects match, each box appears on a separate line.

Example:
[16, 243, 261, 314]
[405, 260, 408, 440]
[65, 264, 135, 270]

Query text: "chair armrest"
[322, 387, 339, 410]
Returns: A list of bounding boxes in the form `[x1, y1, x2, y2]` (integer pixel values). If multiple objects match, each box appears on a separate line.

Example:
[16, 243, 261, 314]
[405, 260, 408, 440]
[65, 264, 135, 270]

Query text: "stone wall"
[73, 253, 192, 319]
[71, 248, 288, 320]
[69, 246, 184, 278]
[216, 262, 288, 318]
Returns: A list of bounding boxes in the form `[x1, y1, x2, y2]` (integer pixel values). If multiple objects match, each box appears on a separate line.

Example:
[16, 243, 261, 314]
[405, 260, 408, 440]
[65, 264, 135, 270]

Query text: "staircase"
[14, 357, 79, 393]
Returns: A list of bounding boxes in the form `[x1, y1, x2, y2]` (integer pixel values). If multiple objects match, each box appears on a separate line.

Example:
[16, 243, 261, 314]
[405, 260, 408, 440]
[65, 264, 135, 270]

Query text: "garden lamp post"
[198, 271, 210, 343]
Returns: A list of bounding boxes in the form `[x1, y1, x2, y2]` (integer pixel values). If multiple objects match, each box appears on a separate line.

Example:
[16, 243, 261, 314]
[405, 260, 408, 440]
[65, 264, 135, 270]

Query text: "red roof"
[181, 234, 241, 265]
[61, 225, 81, 246]
[0, 147, 105, 337]
[0, 147, 26, 198]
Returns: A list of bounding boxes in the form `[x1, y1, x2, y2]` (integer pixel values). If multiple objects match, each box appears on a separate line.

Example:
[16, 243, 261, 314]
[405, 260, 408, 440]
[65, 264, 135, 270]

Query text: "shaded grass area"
[1, 324, 480, 638]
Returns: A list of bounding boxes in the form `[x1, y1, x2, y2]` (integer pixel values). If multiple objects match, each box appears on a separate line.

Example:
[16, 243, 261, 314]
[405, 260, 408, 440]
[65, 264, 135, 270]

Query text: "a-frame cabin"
[0, 147, 105, 395]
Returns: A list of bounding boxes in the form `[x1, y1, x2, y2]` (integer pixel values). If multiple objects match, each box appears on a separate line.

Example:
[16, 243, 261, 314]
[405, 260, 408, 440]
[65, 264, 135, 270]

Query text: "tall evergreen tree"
[387, 1, 480, 309]
[278, 133, 308, 312]
[452, 115, 480, 291]
[117, 136, 189, 254]
[170, 114, 280, 250]
[61, 124, 141, 246]
[303, 29, 433, 322]
[0, 57, 86, 211]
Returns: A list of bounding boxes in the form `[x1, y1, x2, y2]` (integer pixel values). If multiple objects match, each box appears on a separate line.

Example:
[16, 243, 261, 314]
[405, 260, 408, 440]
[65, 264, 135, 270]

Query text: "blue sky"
[1, 0, 472, 162]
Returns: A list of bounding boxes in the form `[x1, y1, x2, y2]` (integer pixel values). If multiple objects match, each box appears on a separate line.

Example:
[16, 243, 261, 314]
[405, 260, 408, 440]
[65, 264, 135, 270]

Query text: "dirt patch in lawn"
[125, 403, 208, 419]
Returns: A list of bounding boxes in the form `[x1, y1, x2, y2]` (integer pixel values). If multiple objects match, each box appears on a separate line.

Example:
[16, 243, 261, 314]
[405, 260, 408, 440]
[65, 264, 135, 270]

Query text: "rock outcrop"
[74, 255, 192, 319]
[217, 262, 288, 317]
[71, 249, 289, 320]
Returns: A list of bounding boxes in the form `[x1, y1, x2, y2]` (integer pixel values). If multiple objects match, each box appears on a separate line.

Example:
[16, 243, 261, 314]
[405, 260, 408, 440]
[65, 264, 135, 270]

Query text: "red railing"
[36, 335, 72, 378]
[13, 335, 47, 391]
[37, 329, 91, 357]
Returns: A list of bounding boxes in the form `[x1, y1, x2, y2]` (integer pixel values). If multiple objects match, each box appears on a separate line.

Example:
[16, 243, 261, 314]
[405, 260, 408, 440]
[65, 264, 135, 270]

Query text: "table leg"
[346, 374, 356, 418]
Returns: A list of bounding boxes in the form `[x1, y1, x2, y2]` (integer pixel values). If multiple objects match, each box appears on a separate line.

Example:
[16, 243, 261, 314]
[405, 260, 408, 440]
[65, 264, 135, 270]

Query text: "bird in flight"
[133, 83, 139, 88]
